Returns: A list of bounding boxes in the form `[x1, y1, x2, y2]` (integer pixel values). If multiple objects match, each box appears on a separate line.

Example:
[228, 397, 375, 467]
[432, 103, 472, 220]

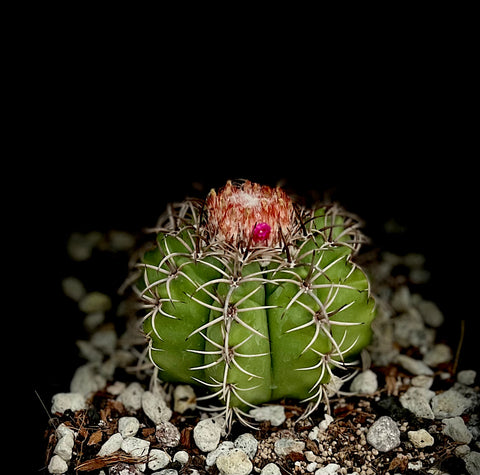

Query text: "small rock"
[423, 343, 452, 367]
[399, 386, 435, 419]
[396, 354, 434, 376]
[117, 382, 144, 412]
[54, 432, 75, 461]
[350, 369, 378, 394]
[155, 421, 180, 447]
[366, 416, 401, 452]
[118, 417, 140, 438]
[148, 449, 171, 470]
[79, 291, 112, 313]
[234, 432, 258, 459]
[411, 375, 434, 389]
[417, 300, 444, 327]
[408, 429, 434, 448]
[193, 418, 223, 452]
[318, 413, 334, 432]
[274, 437, 305, 456]
[173, 385, 196, 413]
[315, 463, 341, 475]
[154, 470, 178, 475]
[90, 326, 118, 354]
[431, 388, 473, 419]
[61, 276, 86, 301]
[51, 392, 87, 414]
[48, 454, 69, 474]
[110, 462, 143, 474]
[216, 448, 253, 475]
[70, 363, 107, 396]
[464, 451, 480, 475]
[121, 436, 150, 458]
[55, 423, 75, 439]
[206, 441, 234, 466]
[442, 416, 473, 444]
[98, 433, 123, 456]
[260, 462, 282, 475]
[142, 390, 172, 424]
[458, 370, 477, 386]
[249, 405, 286, 426]
[173, 450, 189, 464]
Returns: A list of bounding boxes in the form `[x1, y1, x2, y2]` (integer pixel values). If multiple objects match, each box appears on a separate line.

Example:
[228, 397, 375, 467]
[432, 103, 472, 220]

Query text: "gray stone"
[193, 418, 222, 452]
[396, 354, 434, 376]
[464, 451, 480, 475]
[70, 363, 107, 396]
[417, 300, 444, 327]
[78, 291, 112, 313]
[249, 405, 286, 426]
[118, 416, 140, 438]
[142, 390, 172, 424]
[399, 386, 435, 419]
[62, 276, 86, 301]
[173, 450, 189, 464]
[206, 441, 234, 466]
[51, 392, 87, 414]
[216, 448, 253, 475]
[155, 421, 180, 447]
[173, 385, 196, 413]
[431, 388, 472, 419]
[350, 369, 378, 394]
[154, 470, 178, 475]
[234, 432, 258, 459]
[117, 382, 144, 412]
[366, 416, 401, 452]
[315, 464, 341, 475]
[423, 343, 452, 367]
[148, 449, 171, 470]
[442, 416, 473, 444]
[54, 432, 75, 461]
[261, 463, 282, 475]
[48, 454, 69, 474]
[274, 438, 305, 456]
[408, 429, 434, 448]
[458, 370, 477, 386]
[97, 432, 123, 456]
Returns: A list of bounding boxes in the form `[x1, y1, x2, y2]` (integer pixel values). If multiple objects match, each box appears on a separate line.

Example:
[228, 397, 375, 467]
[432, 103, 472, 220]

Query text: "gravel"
[41, 231, 480, 475]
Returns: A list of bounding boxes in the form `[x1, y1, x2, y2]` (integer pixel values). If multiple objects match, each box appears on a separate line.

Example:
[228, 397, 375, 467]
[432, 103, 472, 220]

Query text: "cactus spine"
[136, 180, 376, 425]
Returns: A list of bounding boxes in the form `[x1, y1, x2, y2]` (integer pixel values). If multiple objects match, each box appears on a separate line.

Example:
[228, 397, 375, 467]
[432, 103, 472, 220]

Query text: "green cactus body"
[136, 181, 376, 423]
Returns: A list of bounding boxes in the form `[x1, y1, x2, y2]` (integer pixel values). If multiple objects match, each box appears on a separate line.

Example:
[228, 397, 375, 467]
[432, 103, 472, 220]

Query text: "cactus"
[135, 180, 376, 426]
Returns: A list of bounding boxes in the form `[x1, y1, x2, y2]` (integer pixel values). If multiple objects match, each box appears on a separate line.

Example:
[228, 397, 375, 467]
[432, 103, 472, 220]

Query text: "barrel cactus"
[135, 180, 376, 426]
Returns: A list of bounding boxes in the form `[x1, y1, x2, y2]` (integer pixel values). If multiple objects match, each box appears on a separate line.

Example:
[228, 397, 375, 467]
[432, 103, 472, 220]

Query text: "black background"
[19, 48, 476, 471]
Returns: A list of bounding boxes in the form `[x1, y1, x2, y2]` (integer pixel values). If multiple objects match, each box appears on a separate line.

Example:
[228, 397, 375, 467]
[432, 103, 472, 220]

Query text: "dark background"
[20, 45, 476, 470]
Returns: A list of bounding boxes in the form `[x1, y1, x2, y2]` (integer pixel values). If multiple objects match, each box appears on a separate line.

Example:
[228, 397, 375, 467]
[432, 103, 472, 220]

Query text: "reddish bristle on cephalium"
[206, 180, 294, 248]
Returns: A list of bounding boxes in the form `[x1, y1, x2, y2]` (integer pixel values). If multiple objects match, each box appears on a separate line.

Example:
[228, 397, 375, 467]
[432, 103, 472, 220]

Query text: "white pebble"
[173, 384, 196, 413]
[54, 432, 75, 461]
[457, 370, 477, 386]
[408, 429, 434, 448]
[366, 416, 400, 452]
[142, 390, 172, 424]
[51, 393, 87, 414]
[274, 438, 305, 456]
[315, 463, 341, 475]
[206, 441, 234, 466]
[442, 416, 473, 444]
[61, 276, 86, 301]
[48, 454, 68, 474]
[173, 450, 189, 464]
[234, 432, 258, 459]
[121, 436, 150, 456]
[148, 449, 171, 470]
[78, 291, 111, 313]
[70, 363, 106, 396]
[260, 463, 282, 475]
[193, 418, 222, 452]
[118, 416, 140, 438]
[249, 405, 286, 426]
[97, 433, 123, 456]
[216, 448, 252, 475]
[350, 369, 378, 395]
[117, 382, 144, 412]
